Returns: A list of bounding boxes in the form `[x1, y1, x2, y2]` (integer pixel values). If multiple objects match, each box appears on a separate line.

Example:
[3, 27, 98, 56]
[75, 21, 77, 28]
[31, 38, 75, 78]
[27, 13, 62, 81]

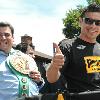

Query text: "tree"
[87, 0, 100, 4]
[62, 6, 83, 39]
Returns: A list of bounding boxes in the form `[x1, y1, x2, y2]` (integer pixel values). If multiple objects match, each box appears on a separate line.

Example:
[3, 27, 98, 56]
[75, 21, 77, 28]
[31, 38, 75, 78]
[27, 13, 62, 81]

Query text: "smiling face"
[0, 26, 14, 53]
[79, 12, 100, 43]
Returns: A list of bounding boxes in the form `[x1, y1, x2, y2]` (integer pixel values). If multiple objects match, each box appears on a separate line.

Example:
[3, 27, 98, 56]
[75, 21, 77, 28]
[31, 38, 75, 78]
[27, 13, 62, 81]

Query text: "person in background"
[15, 43, 52, 94]
[15, 43, 35, 59]
[46, 3, 100, 93]
[0, 22, 44, 100]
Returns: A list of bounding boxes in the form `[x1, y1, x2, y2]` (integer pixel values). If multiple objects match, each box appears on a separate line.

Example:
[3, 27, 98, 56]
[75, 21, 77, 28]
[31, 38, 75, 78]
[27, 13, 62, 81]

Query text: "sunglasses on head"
[83, 17, 100, 26]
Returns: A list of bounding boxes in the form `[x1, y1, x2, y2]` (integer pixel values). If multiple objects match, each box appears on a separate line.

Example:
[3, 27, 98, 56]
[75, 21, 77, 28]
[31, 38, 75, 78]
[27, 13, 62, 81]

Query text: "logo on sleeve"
[77, 45, 86, 49]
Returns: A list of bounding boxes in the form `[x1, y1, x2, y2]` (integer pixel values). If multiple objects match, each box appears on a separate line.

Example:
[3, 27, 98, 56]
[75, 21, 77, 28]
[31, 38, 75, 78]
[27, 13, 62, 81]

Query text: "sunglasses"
[83, 17, 100, 26]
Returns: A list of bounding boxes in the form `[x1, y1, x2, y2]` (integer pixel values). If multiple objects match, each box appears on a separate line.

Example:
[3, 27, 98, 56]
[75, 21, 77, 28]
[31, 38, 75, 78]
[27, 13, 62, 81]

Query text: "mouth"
[0, 41, 8, 47]
[88, 29, 98, 34]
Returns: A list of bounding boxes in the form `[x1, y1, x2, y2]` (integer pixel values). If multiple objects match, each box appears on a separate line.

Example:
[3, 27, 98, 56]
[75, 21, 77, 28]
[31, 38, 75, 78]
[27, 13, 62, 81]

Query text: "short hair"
[0, 22, 14, 36]
[15, 43, 28, 53]
[80, 3, 100, 18]
[15, 43, 35, 53]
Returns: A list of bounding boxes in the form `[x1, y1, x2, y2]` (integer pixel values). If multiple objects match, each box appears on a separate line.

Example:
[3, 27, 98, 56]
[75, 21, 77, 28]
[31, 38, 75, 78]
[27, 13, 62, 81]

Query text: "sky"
[0, 0, 87, 56]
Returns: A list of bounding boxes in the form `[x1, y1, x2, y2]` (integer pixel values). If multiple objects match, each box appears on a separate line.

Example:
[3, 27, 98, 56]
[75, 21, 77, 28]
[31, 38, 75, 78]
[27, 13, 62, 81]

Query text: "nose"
[2, 35, 6, 39]
[90, 22, 97, 28]
[92, 22, 96, 26]
[0, 35, 6, 39]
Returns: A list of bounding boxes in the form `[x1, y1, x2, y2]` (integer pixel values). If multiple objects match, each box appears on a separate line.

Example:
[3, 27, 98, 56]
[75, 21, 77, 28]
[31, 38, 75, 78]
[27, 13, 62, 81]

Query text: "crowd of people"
[0, 3, 100, 100]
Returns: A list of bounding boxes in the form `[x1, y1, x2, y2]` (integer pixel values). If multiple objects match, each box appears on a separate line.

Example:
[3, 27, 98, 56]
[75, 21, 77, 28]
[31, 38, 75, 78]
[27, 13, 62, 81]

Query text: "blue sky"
[0, 0, 87, 56]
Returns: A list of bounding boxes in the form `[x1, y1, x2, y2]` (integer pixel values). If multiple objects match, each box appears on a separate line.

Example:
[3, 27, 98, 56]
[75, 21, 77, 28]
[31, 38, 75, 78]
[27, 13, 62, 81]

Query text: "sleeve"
[36, 78, 45, 89]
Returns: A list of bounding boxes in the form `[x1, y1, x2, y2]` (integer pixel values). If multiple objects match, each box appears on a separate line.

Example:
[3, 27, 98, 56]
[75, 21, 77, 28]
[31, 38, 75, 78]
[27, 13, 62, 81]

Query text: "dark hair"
[15, 43, 28, 53]
[15, 43, 35, 53]
[0, 22, 14, 36]
[80, 3, 100, 18]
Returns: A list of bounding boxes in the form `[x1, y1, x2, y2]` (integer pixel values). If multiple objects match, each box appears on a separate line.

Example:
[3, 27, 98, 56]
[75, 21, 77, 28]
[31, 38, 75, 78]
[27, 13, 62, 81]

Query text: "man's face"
[0, 26, 14, 53]
[79, 12, 100, 41]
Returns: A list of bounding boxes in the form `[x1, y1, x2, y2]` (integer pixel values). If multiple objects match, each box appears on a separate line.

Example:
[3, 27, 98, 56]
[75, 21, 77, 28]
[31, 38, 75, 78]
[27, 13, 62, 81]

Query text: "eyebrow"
[0, 32, 11, 34]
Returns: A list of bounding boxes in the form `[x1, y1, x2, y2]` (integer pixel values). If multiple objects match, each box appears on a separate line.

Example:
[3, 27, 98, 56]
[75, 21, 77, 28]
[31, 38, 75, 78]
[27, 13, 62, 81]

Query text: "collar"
[0, 48, 14, 56]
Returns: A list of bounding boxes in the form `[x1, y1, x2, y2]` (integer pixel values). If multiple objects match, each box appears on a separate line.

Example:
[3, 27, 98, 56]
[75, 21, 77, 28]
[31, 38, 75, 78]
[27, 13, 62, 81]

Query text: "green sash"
[6, 50, 30, 97]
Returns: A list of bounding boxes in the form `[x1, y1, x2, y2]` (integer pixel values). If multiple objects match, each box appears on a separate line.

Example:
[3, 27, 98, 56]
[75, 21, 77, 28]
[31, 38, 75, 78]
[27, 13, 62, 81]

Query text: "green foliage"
[87, 0, 100, 5]
[62, 6, 83, 39]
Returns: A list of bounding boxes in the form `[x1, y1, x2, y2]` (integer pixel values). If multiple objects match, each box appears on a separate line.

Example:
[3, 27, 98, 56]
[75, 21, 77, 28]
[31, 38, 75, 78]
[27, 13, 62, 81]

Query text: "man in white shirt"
[0, 22, 44, 100]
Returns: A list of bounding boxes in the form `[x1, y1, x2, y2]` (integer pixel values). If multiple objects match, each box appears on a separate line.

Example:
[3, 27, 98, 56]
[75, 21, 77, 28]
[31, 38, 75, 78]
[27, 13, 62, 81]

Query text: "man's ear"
[79, 17, 83, 26]
[12, 36, 14, 42]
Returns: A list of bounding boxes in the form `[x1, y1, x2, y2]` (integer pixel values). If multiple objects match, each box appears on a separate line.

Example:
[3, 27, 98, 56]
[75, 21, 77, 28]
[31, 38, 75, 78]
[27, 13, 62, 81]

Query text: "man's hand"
[52, 43, 64, 69]
[46, 43, 64, 83]
[29, 71, 42, 83]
